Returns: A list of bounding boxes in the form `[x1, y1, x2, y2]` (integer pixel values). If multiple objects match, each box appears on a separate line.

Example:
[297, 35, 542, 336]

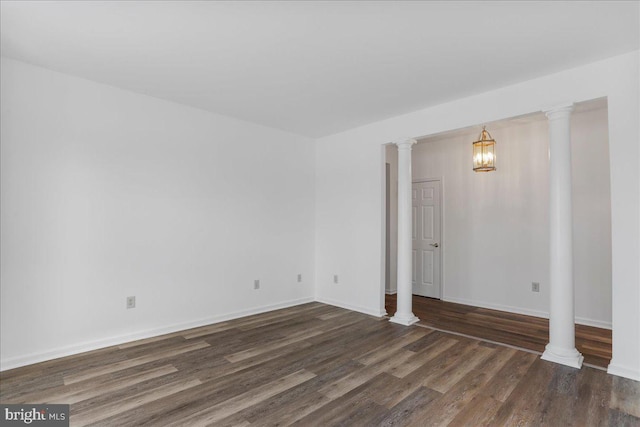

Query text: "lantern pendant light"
[473, 126, 496, 172]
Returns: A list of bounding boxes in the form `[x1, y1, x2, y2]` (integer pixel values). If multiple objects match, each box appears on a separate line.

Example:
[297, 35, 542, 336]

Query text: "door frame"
[412, 177, 444, 300]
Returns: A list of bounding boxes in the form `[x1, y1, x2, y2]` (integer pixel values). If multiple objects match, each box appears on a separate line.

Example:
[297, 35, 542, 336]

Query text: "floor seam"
[383, 317, 607, 372]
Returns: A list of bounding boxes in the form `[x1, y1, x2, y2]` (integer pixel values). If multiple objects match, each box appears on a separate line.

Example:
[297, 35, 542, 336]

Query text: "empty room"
[1, 1, 639, 426]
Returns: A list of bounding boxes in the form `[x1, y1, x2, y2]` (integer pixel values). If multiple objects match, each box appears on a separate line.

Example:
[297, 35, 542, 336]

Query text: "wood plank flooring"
[386, 294, 613, 369]
[1, 302, 636, 426]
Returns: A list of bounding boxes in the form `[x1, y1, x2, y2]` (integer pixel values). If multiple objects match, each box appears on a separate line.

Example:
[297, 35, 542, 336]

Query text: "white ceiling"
[1, 1, 638, 138]
[417, 97, 608, 144]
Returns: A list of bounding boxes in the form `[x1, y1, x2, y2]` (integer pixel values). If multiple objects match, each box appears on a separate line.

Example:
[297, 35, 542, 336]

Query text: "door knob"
[430, 243, 439, 248]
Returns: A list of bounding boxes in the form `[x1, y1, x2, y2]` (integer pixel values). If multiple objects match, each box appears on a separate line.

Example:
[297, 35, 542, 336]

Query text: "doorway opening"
[382, 98, 612, 368]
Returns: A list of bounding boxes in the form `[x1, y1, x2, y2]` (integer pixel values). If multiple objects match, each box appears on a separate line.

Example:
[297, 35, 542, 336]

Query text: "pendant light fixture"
[473, 126, 496, 172]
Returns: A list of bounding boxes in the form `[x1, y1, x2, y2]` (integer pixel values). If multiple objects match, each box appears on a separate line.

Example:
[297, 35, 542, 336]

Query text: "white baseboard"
[315, 297, 387, 318]
[442, 296, 612, 330]
[443, 296, 549, 318]
[574, 316, 612, 330]
[385, 289, 397, 295]
[0, 297, 314, 372]
[607, 362, 640, 381]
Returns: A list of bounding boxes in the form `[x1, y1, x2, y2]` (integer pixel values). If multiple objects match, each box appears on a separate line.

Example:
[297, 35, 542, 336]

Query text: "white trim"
[412, 178, 442, 183]
[542, 101, 576, 115]
[389, 314, 420, 326]
[607, 362, 640, 381]
[0, 297, 314, 372]
[443, 296, 612, 329]
[380, 144, 391, 318]
[315, 297, 387, 318]
[574, 317, 613, 330]
[385, 289, 397, 295]
[444, 296, 548, 317]
[541, 344, 584, 369]
[440, 176, 446, 301]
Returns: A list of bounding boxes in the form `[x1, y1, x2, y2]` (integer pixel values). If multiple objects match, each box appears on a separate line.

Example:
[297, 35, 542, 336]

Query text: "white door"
[412, 180, 441, 298]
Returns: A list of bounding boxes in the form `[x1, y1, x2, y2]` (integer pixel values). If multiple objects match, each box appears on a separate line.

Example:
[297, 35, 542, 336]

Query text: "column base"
[541, 343, 584, 369]
[389, 313, 419, 326]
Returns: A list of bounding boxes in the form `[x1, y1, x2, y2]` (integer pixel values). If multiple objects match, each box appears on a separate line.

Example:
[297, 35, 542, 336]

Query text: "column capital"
[394, 138, 417, 149]
[544, 103, 575, 120]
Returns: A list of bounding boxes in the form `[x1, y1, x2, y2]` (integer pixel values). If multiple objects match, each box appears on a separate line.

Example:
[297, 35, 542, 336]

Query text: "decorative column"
[541, 104, 583, 369]
[390, 138, 419, 326]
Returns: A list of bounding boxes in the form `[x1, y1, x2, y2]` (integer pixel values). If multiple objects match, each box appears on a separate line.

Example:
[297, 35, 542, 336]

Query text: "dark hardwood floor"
[385, 294, 612, 369]
[1, 302, 636, 426]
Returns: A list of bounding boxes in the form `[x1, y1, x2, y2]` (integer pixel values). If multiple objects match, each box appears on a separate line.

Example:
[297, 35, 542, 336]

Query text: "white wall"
[384, 145, 398, 294]
[388, 107, 611, 327]
[571, 108, 613, 326]
[1, 53, 637, 382]
[0, 58, 316, 370]
[315, 51, 639, 380]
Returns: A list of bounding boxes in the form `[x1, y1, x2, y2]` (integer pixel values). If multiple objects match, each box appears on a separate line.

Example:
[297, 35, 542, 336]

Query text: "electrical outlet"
[126, 296, 136, 309]
[297, 274, 302, 283]
[254, 279, 260, 290]
[333, 275, 339, 284]
[532, 282, 540, 292]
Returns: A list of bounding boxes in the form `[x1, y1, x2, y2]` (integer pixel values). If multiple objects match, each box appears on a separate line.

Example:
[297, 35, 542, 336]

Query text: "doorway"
[412, 180, 441, 299]
[382, 98, 612, 368]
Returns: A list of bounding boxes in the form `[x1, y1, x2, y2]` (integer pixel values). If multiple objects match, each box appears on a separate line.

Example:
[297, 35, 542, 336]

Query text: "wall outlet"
[531, 282, 540, 292]
[254, 279, 260, 290]
[297, 274, 302, 283]
[333, 274, 339, 284]
[126, 296, 136, 309]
